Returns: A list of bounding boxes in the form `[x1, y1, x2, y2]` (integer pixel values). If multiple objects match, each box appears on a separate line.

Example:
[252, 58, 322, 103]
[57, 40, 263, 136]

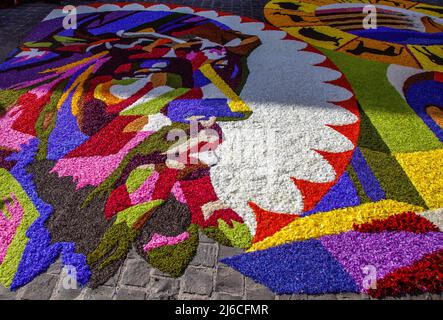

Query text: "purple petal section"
[320, 231, 443, 291]
[221, 240, 358, 294]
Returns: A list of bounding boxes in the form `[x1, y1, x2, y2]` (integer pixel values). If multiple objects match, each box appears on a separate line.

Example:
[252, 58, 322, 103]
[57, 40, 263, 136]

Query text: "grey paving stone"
[178, 293, 211, 300]
[148, 276, 180, 296]
[103, 268, 121, 287]
[51, 274, 84, 300]
[83, 287, 115, 300]
[149, 293, 179, 300]
[275, 294, 292, 300]
[218, 245, 244, 259]
[20, 274, 58, 300]
[120, 259, 150, 288]
[288, 294, 309, 300]
[0, 286, 17, 300]
[308, 294, 338, 300]
[115, 287, 146, 300]
[199, 232, 216, 244]
[215, 266, 244, 296]
[335, 293, 370, 300]
[150, 267, 174, 278]
[212, 292, 243, 300]
[182, 266, 213, 296]
[47, 260, 62, 275]
[190, 243, 217, 267]
[127, 248, 141, 260]
[245, 278, 275, 300]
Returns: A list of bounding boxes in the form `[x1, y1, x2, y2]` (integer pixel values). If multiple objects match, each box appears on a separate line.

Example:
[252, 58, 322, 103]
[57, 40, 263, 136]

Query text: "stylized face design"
[0, 6, 359, 289]
[0, 9, 261, 287]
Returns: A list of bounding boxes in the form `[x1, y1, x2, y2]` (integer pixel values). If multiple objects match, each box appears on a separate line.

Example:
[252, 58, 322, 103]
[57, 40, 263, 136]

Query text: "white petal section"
[387, 64, 425, 99]
[419, 208, 443, 230]
[210, 39, 357, 234]
[142, 113, 172, 132]
[109, 76, 151, 100]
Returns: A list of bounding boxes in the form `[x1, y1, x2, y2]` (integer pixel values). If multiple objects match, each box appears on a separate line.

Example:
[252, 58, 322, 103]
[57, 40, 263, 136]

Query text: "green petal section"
[147, 224, 199, 277]
[126, 166, 153, 194]
[202, 226, 232, 247]
[360, 147, 427, 208]
[87, 222, 137, 271]
[35, 84, 65, 160]
[320, 48, 442, 153]
[115, 199, 164, 228]
[346, 164, 371, 204]
[218, 219, 252, 249]
[0, 89, 27, 115]
[53, 35, 85, 43]
[120, 88, 188, 116]
[0, 169, 40, 288]
[23, 42, 53, 48]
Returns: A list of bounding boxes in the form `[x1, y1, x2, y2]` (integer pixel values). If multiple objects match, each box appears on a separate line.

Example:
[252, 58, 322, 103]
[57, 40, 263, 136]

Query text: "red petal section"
[66, 116, 137, 157]
[180, 175, 242, 228]
[368, 249, 443, 298]
[105, 184, 131, 219]
[11, 92, 52, 136]
[354, 212, 440, 234]
[290, 178, 336, 212]
[250, 201, 299, 243]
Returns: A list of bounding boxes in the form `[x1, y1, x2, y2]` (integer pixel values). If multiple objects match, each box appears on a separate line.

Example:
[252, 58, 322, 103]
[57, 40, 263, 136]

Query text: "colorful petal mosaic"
[221, 0, 443, 298]
[0, 2, 442, 298]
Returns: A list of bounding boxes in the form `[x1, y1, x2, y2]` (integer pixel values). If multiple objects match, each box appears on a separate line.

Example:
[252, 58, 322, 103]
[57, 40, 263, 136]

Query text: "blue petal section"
[221, 240, 359, 294]
[167, 98, 244, 122]
[404, 79, 443, 142]
[349, 27, 443, 45]
[47, 87, 88, 161]
[303, 172, 360, 216]
[193, 70, 211, 87]
[6, 139, 90, 290]
[89, 11, 172, 35]
[351, 147, 386, 201]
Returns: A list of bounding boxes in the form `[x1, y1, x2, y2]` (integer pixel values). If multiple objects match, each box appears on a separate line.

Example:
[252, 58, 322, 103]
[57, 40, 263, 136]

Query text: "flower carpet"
[0, 1, 442, 298]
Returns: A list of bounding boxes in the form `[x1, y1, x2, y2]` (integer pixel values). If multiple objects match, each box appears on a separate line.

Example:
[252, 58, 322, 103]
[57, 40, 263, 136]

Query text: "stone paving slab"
[0, 0, 442, 300]
[4, 232, 441, 301]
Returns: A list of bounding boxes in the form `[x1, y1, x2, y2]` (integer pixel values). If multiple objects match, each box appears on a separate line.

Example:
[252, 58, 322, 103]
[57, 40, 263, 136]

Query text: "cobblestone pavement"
[1, 0, 442, 300]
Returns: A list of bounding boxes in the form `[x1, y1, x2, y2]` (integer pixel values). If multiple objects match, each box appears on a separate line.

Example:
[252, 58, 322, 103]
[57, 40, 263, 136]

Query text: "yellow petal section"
[199, 64, 251, 113]
[395, 149, 443, 209]
[249, 200, 424, 252]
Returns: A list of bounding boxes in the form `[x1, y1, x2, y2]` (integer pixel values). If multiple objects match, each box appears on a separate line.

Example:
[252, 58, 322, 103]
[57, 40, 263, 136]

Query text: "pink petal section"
[51, 131, 151, 189]
[0, 109, 34, 150]
[129, 170, 160, 204]
[0, 194, 24, 263]
[143, 231, 189, 252]
[171, 181, 186, 203]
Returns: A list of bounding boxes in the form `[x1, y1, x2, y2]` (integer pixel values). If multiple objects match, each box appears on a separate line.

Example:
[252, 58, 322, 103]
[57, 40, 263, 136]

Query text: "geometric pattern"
[1, 2, 442, 297]
[223, 0, 443, 298]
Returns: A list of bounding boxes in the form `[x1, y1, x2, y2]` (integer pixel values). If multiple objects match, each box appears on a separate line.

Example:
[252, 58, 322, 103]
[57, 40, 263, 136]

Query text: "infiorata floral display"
[221, 0, 443, 298]
[0, 2, 441, 298]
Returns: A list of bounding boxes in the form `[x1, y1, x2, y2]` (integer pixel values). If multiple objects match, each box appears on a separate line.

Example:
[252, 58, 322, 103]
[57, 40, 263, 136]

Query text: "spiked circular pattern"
[264, 0, 443, 71]
[0, 3, 360, 290]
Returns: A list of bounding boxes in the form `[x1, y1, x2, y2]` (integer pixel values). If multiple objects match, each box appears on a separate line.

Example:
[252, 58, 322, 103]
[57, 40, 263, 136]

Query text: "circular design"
[0, 3, 359, 288]
[264, 0, 443, 71]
